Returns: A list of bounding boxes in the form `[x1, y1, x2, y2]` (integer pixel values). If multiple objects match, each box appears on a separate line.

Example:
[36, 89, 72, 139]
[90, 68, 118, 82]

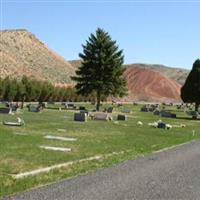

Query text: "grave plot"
[1, 103, 200, 198]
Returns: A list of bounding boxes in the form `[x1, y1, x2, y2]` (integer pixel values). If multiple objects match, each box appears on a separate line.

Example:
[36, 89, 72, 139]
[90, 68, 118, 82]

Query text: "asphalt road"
[4, 141, 200, 200]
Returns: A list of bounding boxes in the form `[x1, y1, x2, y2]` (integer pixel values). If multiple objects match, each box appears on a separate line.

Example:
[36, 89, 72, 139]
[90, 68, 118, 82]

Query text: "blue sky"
[1, 0, 200, 69]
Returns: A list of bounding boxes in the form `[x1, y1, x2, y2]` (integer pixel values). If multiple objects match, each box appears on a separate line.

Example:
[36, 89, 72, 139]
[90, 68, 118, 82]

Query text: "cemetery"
[0, 101, 199, 197]
[0, 1, 199, 197]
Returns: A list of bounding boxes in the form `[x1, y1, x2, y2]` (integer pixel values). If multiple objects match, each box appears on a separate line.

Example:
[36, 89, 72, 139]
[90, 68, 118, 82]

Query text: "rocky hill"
[123, 67, 181, 102]
[70, 60, 187, 102]
[124, 63, 189, 85]
[0, 29, 75, 83]
[70, 60, 189, 86]
[1, 29, 189, 102]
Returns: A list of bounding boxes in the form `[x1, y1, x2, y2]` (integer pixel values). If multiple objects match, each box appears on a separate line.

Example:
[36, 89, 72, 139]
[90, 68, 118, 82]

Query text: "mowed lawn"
[0, 103, 199, 197]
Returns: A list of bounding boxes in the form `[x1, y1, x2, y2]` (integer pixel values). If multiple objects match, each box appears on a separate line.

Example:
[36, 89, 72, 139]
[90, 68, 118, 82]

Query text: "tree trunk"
[96, 91, 101, 111]
[195, 102, 199, 112]
[20, 95, 26, 109]
[21, 99, 24, 109]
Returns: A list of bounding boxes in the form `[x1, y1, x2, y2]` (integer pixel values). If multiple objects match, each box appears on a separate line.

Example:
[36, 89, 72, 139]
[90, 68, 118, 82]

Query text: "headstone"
[140, 106, 148, 112]
[94, 113, 112, 121]
[28, 106, 40, 112]
[160, 111, 176, 118]
[0, 107, 10, 114]
[157, 122, 166, 129]
[148, 107, 154, 112]
[74, 113, 87, 122]
[117, 114, 127, 121]
[186, 111, 198, 119]
[107, 107, 113, 113]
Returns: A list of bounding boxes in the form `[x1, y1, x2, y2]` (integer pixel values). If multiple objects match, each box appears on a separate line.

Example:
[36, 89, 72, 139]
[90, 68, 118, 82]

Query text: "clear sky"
[1, 0, 200, 69]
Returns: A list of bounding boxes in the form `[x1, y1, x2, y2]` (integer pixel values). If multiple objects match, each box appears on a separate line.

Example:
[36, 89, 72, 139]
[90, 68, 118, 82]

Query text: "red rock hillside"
[122, 67, 181, 102]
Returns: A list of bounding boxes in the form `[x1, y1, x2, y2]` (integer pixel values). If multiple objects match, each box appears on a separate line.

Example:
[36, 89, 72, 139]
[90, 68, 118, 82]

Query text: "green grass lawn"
[0, 103, 199, 197]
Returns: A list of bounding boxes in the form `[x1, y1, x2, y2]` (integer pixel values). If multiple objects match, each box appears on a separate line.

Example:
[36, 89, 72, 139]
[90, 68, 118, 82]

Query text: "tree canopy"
[72, 28, 127, 111]
[181, 59, 200, 111]
[0, 76, 95, 103]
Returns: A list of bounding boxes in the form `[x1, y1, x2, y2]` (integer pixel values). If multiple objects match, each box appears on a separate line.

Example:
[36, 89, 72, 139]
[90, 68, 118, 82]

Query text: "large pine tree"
[72, 28, 127, 111]
[181, 59, 200, 112]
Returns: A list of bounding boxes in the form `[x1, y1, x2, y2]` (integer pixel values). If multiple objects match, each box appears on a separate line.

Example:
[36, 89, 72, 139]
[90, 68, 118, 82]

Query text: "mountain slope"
[0, 29, 185, 102]
[0, 29, 74, 83]
[123, 67, 181, 102]
[124, 63, 189, 85]
[70, 60, 183, 102]
[70, 60, 189, 86]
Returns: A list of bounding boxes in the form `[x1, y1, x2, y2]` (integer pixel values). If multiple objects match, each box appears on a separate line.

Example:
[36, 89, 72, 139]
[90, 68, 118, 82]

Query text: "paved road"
[4, 141, 200, 200]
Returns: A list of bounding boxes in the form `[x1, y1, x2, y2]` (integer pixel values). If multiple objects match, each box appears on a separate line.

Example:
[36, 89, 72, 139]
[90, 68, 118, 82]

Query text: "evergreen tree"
[57, 87, 65, 102]
[181, 59, 200, 112]
[3, 77, 17, 102]
[0, 78, 4, 100]
[15, 81, 26, 108]
[21, 76, 30, 101]
[14, 81, 25, 102]
[72, 28, 127, 111]
[0, 76, 87, 103]
[38, 81, 52, 103]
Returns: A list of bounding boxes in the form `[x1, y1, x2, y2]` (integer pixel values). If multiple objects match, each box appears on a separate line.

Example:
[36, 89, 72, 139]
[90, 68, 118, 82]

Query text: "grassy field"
[0, 103, 199, 197]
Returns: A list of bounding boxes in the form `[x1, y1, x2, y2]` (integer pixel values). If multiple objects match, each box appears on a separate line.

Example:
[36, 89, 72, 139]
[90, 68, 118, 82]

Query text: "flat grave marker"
[44, 135, 77, 141]
[40, 146, 71, 152]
